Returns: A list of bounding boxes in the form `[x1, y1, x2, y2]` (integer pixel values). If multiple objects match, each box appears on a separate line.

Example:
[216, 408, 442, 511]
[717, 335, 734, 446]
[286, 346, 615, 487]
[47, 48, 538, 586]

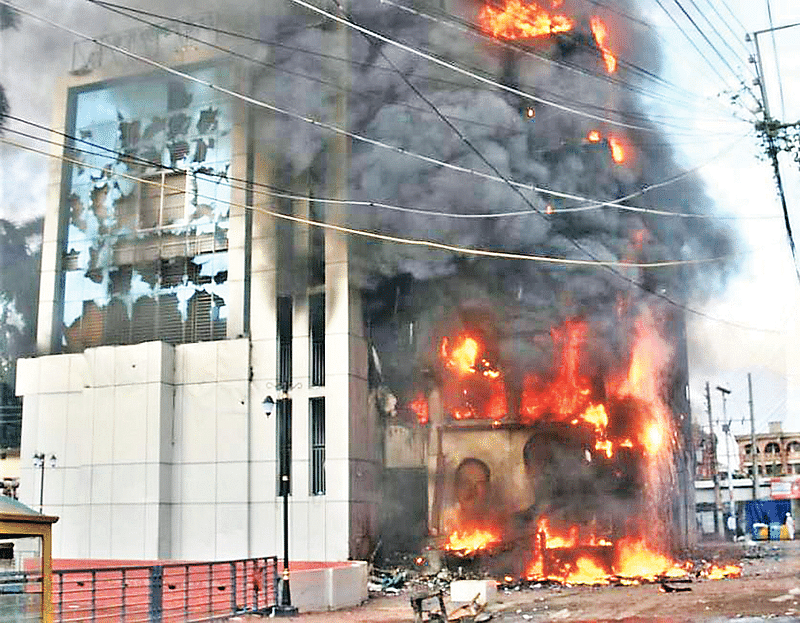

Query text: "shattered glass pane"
[59, 64, 234, 351]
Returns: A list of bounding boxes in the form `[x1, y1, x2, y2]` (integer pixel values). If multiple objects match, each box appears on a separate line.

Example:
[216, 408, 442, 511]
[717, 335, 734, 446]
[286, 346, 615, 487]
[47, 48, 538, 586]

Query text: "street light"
[32, 453, 56, 513]
[263, 383, 298, 617]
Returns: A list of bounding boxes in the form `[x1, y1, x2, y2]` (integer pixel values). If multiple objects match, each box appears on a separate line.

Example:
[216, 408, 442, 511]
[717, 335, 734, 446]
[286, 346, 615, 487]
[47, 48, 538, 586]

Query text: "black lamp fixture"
[263, 383, 298, 617]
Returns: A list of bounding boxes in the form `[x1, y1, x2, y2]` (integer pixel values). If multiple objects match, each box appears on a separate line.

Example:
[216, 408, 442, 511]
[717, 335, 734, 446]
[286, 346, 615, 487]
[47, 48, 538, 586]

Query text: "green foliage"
[0, 3, 19, 30]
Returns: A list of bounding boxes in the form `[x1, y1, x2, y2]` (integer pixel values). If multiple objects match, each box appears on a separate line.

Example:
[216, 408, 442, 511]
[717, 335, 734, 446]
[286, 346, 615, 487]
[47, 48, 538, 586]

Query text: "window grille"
[309, 293, 325, 387]
[277, 297, 293, 388]
[276, 399, 292, 496]
[310, 397, 325, 496]
[308, 201, 325, 287]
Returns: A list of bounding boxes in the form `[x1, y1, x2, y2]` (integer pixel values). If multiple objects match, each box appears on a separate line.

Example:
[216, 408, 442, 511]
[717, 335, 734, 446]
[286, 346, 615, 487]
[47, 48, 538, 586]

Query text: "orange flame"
[410, 393, 429, 425]
[444, 336, 480, 376]
[587, 129, 601, 142]
[479, 0, 574, 39]
[703, 563, 742, 580]
[614, 537, 688, 580]
[566, 556, 611, 585]
[445, 529, 501, 555]
[608, 136, 625, 163]
[590, 16, 617, 73]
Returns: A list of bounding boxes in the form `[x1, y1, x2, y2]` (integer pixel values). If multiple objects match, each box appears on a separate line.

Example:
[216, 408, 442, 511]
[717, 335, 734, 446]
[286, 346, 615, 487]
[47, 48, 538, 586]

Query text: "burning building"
[14, 0, 734, 570]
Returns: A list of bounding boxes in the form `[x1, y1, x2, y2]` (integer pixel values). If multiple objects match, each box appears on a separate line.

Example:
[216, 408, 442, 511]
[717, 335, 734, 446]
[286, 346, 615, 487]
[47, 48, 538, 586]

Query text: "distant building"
[693, 424, 717, 480]
[736, 421, 800, 478]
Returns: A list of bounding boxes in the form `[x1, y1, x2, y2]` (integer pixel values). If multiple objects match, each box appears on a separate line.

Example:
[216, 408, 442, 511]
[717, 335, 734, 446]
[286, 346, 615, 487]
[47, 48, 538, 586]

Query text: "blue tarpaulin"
[744, 499, 791, 533]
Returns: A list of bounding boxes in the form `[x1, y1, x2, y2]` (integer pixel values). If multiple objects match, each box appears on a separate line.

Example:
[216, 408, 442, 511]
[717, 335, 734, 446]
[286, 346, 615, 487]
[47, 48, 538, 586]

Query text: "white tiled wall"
[16, 314, 375, 562]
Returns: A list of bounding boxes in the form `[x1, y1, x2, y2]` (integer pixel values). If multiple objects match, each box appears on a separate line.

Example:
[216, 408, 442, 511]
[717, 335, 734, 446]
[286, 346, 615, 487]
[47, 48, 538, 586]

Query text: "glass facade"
[59, 65, 233, 351]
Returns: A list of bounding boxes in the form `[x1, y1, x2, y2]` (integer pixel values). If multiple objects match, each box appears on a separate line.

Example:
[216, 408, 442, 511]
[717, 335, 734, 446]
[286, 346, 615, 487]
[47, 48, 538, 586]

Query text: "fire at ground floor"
[226, 541, 800, 622]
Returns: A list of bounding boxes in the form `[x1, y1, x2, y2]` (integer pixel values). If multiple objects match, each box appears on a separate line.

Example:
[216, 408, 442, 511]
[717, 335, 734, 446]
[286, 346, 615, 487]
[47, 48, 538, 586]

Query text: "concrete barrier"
[289, 561, 368, 612]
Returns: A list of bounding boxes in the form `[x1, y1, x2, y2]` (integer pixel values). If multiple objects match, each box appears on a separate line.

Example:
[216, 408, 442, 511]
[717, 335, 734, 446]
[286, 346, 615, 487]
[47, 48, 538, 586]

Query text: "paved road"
[226, 541, 800, 622]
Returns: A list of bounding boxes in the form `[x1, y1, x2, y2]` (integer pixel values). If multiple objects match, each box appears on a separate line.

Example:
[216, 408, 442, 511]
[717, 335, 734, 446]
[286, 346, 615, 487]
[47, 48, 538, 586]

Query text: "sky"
[2, 0, 800, 472]
[641, 0, 800, 470]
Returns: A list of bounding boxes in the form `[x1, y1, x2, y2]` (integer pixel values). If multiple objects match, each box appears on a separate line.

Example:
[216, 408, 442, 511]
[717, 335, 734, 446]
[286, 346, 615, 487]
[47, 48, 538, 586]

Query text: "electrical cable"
[668, 0, 751, 87]
[4, 122, 784, 334]
[651, 0, 751, 102]
[5, 3, 753, 215]
[87, 0, 742, 124]
[697, 0, 752, 59]
[765, 0, 787, 120]
[2, 134, 743, 270]
[6, 115, 781, 240]
[7, 3, 784, 332]
[684, 0, 756, 80]
[381, 0, 739, 118]
[6, 114, 770, 222]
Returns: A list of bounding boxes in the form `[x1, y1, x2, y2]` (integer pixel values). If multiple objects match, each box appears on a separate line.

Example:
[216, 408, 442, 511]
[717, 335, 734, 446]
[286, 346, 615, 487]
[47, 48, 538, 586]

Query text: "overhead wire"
[6, 115, 776, 227]
[380, 0, 748, 123]
[2, 133, 742, 270]
[5, 113, 766, 224]
[85, 0, 745, 132]
[764, 0, 786, 120]
[86, 0, 743, 126]
[7, 2, 783, 332]
[5, 131, 784, 334]
[668, 0, 753, 87]
[8, 2, 754, 217]
[683, 0, 756, 80]
[651, 0, 754, 105]
[697, 0, 752, 59]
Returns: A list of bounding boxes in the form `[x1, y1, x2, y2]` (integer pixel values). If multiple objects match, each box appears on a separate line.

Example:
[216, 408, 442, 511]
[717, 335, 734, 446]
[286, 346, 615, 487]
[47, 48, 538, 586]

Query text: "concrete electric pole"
[706, 382, 723, 536]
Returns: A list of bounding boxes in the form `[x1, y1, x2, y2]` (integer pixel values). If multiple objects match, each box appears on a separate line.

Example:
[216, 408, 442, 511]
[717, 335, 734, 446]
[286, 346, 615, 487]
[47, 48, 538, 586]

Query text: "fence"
[47, 557, 277, 622]
[0, 569, 42, 622]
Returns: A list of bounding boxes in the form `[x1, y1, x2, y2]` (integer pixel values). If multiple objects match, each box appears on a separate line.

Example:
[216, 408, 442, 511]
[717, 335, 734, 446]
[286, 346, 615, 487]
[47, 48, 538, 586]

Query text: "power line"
[669, 0, 753, 87]
[682, 0, 755, 79]
[652, 0, 751, 100]
[3, 134, 740, 270]
[87, 0, 743, 125]
[5, 3, 752, 217]
[2, 131, 782, 334]
[5, 114, 768, 223]
[380, 0, 747, 120]
[764, 0, 787, 120]
[277, 0, 707, 132]
[697, 0, 753, 59]
[9, 2, 782, 332]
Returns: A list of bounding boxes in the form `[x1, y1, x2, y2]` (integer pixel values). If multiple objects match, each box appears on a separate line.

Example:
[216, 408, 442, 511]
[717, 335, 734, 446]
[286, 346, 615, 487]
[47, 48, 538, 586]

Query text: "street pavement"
[225, 540, 800, 622]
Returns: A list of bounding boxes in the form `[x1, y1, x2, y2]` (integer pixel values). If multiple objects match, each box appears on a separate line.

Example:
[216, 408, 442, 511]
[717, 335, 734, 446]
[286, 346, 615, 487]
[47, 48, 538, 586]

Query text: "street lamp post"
[262, 391, 298, 617]
[32, 453, 56, 513]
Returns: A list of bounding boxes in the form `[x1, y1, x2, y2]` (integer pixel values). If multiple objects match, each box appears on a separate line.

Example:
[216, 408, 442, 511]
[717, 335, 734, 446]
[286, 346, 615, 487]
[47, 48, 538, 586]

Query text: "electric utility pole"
[749, 26, 800, 281]
[706, 382, 723, 536]
[749, 373, 759, 499]
[717, 386, 734, 523]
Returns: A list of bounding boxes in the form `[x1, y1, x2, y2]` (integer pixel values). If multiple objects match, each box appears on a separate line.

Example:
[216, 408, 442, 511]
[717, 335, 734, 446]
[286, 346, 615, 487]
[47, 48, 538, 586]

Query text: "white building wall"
[18, 28, 377, 563]
[16, 331, 367, 561]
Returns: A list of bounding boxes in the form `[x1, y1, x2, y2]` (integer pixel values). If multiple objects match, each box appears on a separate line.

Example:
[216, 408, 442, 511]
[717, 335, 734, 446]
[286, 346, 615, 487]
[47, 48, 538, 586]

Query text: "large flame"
[590, 16, 617, 73]
[614, 537, 689, 580]
[410, 393, 429, 425]
[446, 529, 502, 555]
[479, 0, 574, 39]
[608, 136, 625, 163]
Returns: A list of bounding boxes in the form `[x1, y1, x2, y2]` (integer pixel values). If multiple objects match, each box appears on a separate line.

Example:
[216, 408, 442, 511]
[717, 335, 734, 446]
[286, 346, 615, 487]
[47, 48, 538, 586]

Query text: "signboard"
[770, 477, 800, 499]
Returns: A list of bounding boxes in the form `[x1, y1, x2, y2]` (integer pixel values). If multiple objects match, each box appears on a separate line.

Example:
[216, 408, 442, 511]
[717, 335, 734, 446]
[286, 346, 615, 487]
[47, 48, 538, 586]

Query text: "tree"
[0, 3, 20, 130]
